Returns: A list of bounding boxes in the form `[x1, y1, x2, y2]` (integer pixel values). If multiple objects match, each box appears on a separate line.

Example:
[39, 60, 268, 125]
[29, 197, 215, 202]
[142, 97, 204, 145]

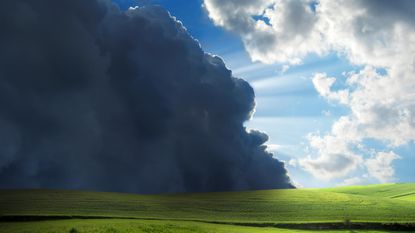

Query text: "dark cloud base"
[0, 0, 293, 194]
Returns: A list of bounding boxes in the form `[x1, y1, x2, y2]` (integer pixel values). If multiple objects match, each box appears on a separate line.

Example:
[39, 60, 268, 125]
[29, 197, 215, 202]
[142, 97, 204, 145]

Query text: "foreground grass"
[1, 183, 415, 232]
[2, 184, 415, 223]
[0, 219, 406, 233]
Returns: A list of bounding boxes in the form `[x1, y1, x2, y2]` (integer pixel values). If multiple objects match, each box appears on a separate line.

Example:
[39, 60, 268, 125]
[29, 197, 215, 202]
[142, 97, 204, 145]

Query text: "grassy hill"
[324, 183, 415, 201]
[1, 183, 415, 233]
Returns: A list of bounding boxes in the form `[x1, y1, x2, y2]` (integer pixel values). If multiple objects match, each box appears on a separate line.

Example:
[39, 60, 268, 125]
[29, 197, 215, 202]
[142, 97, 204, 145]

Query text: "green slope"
[324, 183, 415, 201]
[1, 183, 415, 224]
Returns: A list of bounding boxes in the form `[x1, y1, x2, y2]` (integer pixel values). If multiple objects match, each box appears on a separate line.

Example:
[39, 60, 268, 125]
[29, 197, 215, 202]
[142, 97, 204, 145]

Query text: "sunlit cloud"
[205, 0, 415, 185]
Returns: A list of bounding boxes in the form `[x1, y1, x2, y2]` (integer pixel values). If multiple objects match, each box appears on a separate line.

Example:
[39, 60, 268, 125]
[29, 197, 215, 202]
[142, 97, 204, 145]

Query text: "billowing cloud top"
[0, 0, 293, 193]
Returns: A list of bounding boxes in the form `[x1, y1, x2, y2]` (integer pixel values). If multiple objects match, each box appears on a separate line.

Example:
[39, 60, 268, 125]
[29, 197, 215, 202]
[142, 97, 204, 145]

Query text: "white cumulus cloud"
[204, 0, 415, 183]
[366, 151, 401, 183]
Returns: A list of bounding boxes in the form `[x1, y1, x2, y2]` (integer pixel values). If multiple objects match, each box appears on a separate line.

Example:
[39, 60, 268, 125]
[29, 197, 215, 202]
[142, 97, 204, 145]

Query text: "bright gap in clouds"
[204, 0, 415, 187]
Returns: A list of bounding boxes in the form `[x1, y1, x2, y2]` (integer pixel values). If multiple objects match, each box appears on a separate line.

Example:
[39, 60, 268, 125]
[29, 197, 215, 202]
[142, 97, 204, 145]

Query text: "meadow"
[1, 183, 414, 232]
[0, 219, 408, 233]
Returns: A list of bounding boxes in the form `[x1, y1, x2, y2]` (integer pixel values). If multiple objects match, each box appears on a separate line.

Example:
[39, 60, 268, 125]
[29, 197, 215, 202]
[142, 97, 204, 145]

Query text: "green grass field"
[0, 219, 401, 233]
[1, 183, 414, 232]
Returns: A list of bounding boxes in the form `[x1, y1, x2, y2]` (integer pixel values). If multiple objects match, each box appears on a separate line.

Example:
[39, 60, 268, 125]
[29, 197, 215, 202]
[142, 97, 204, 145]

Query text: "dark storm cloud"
[0, 0, 293, 193]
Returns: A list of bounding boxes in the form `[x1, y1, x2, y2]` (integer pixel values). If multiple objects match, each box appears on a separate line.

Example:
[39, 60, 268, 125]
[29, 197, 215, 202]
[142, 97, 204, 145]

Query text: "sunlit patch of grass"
[323, 183, 415, 201]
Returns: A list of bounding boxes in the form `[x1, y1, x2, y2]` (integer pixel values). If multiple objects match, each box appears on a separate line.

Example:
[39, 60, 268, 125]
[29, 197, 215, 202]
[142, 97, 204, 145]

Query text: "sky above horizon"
[113, 0, 415, 188]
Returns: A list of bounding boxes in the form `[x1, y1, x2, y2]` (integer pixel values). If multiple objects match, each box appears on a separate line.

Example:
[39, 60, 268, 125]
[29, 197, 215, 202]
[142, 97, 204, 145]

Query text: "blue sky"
[113, 0, 415, 188]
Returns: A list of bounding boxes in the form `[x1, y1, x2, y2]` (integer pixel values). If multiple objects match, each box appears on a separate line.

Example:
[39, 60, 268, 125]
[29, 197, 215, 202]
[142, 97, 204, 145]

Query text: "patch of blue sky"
[375, 67, 388, 76]
[360, 138, 392, 152]
[309, 0, 319, 12]
[356, 138, 414, 183]
[252, 15, 271, 26]
[245, 116, 332, 153]
[254, 95, 325, 117]
[394, 143, 415, 183]
[246, 53, 354, 119]
[290, 167, 334, 188]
